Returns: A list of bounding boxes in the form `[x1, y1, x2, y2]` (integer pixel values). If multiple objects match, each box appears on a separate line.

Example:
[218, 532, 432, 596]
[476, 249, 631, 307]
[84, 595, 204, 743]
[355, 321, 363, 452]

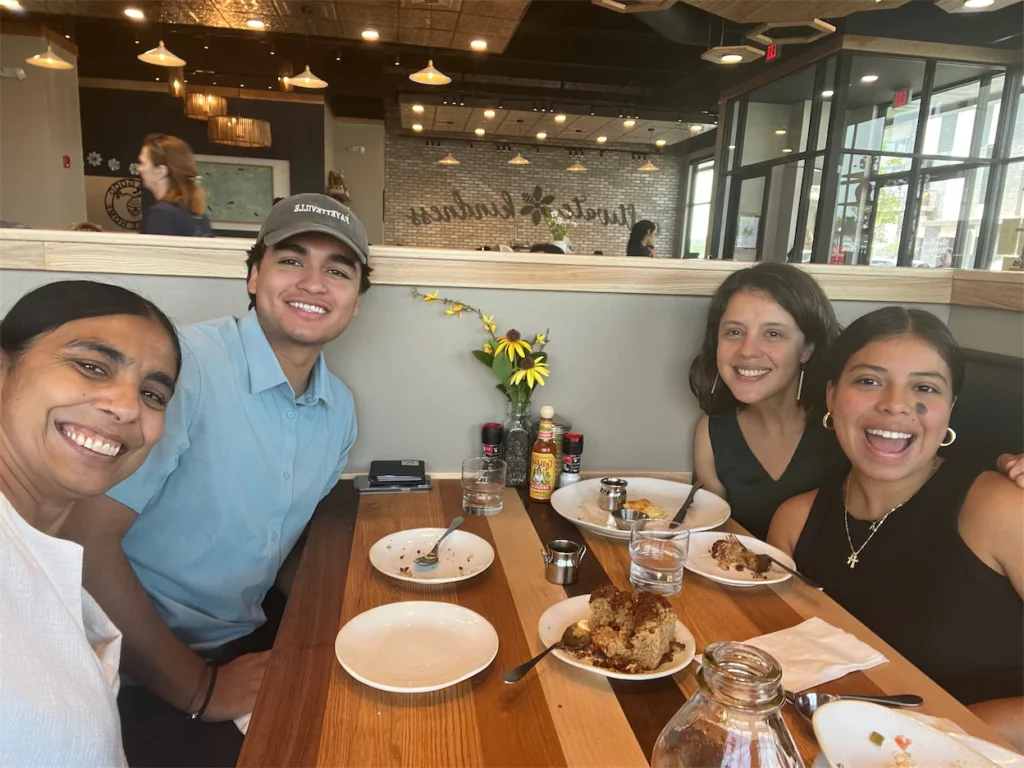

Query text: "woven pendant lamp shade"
[184, 92, 228, 120]
[208, 115, 272, 148]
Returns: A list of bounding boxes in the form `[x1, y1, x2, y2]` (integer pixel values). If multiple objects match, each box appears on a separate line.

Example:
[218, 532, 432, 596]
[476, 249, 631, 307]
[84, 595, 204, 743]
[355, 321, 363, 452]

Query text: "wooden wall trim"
[2, 229, 1019, 308]
[840, 35, 1022, 66]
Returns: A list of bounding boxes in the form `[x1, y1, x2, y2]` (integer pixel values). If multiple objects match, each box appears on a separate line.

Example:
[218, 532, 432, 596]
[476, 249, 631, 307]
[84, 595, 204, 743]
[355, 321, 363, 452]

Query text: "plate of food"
[550, 478, 730, 541]
[369, 528, 494, 584]
[685, 532, 795, 587]
[813, 701, 998, 768]
[537, 586, 695, 681]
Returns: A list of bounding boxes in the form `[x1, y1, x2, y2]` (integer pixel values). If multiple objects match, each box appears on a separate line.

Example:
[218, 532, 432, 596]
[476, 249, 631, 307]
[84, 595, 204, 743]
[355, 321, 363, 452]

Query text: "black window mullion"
[790, 60, 828, 263]
[811, 50, 852, 264]
[976, 66, 1022, 269]
[897, 59, 936, 267]
[711, 98, 746, 259]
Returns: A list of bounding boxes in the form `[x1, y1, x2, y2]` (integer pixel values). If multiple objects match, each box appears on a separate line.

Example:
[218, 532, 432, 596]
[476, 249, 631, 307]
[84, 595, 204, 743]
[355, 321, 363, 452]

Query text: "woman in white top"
[0, 280, 181, 766]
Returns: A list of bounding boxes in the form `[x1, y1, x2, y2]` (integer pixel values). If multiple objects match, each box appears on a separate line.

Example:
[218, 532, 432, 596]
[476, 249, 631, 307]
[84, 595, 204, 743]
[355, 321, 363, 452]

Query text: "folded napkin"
[235, 713, 251, 735]
[743, 617, 888, 692]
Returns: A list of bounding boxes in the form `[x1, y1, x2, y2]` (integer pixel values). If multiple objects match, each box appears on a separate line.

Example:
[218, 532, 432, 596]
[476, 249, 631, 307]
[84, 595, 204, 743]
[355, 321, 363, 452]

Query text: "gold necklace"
[843, 458, 939, 569]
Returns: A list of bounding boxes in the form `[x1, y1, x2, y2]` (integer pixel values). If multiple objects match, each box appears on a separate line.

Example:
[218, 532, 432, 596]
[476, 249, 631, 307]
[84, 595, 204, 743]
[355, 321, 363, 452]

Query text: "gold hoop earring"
[822, 411, 834, 431]
[940, 427, 956, 447]
[711, 373, 719, 395]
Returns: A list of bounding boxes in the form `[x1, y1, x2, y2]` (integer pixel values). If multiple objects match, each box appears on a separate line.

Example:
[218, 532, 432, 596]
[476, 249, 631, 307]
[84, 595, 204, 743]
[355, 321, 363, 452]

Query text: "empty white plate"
[538, 594, 695, 681]
[813, 700, 998, 768]
[550, 478, 731, 541]
[369, 528, 495, 584]
[685, 532, 795, 587]
[335, 601, 499, 693]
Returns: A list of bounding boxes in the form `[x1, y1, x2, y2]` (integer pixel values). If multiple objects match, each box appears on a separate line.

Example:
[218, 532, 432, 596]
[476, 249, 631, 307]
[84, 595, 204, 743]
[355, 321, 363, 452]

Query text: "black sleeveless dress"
[794, 460, 1023, 705]
[709, 410, 848, 540]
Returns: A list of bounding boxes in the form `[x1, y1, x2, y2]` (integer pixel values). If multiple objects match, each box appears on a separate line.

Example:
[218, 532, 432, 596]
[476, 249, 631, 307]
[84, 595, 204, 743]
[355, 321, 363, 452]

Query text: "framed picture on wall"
[194, 155, 290, 232]
[736, 215, 760, 250]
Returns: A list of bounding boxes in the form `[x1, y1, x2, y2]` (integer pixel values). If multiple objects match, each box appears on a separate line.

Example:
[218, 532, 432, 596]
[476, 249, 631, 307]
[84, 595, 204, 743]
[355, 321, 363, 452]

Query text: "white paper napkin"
[743, 617, 888, 692]
[234, 713, 251, 735]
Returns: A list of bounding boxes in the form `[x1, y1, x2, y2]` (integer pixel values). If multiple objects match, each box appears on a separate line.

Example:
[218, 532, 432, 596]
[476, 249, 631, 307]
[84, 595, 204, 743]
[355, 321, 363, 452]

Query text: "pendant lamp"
[637, 158, 660, 172]
[409, 60, 451, 86]
[138, 40, 185, 67]
[437, 152, 460, 166]
[184, 92, 228, 120]
[508, 152, 530, 166]
[25, 42, 74, 70]
[208, 115, 272, 148]
[290, 64, 328, 89]
[566, 161, 587, 172]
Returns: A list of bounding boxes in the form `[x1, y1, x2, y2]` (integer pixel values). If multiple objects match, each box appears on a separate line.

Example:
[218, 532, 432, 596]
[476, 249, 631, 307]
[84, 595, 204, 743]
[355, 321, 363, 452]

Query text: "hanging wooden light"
[184, 92, 228, 120]
[208, 115, 272, 148]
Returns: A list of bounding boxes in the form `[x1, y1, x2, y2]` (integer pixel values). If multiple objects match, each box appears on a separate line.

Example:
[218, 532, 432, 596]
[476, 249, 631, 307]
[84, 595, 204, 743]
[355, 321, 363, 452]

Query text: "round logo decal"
[105, 178, 143, 230]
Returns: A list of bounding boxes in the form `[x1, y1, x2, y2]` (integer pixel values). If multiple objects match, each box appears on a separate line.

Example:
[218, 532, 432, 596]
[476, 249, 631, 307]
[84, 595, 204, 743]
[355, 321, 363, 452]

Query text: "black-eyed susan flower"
[495, 329, 532, 361]
[534, 332, 546, 345]
[510, 356, 550, 389]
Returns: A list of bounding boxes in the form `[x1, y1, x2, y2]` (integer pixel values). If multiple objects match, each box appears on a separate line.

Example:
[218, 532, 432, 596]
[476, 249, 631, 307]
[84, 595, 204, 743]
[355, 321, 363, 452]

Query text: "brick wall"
[384, 130, 684, 256]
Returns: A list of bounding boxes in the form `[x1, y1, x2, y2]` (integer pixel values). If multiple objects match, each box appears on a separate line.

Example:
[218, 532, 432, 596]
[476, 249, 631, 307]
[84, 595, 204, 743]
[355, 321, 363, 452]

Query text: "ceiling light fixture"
[822, 89, 834, 97]
[438, 152, 460, 166]
[637, 159, 660, 172]
[702, 45, 763, 65]
[554, 114, 566, 123]
[25, 42, 74, 70]
[209, 115, 272, 148]
[655, 139, 667, 147]
[246, 18, 265, 29]
[536, 132, 547, 140]
[596, 136, 607, 143]
[184, 92, 227, 120]
[138, 40, 186, 67]
[508, 152, 530, 166]
[689, 125, 702, 133]
[0, 0, 23, 8]
[412, 123, 423, 132]
[412, 104, 424, 113]
[470, 39, 487, 50]
[123, 6, 144, 19]
[483, 109, 496, 119]
[623, 119, 636, 128]
[361, 28, 379, 41]
[782, 148, 793, 153]
[475, 128, 485, 136]
[860, 74, 879, 83]
[728, 144, 736, 150]
[964, 0, 995, 7]
[775, 129, 787, 135]
[291, 64, 327, 89]
[567, 161, 587, 172]
[409, 60, 450, 86]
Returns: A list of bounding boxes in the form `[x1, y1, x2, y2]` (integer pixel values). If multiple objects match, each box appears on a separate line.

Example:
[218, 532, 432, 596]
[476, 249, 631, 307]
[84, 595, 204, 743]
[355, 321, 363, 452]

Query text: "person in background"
[530, 243, 565, 254]
[0, 280, 181, 766]
[67, 221, 104, 232]
[769, 308, 1023, 751]
[626, 219, 657, 257]
[136, 134, 213, 238]
[65, 194, 371, 767]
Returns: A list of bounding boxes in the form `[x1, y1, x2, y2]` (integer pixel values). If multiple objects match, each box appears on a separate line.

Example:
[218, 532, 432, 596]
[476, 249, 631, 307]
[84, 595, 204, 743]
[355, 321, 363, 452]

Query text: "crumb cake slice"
[586, 586, 676, 672]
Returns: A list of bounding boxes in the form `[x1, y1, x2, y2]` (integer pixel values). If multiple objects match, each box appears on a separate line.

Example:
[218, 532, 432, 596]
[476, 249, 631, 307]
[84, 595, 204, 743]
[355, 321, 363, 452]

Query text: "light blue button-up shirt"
[109, 310, 357, 652]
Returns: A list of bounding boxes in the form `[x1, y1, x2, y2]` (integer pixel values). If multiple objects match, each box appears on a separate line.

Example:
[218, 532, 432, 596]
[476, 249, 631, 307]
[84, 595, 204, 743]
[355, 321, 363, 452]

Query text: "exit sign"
[893, 89, 910, 108]
[765, 44, 781, 62]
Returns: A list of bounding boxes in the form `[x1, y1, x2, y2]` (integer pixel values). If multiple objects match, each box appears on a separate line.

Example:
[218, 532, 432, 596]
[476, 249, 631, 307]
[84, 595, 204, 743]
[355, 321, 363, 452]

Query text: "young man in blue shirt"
[66, 193, 371, 765]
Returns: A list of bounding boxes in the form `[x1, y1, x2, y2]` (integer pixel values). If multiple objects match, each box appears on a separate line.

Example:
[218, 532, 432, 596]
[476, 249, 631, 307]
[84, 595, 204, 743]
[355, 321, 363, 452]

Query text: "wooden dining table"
[237, 479, 1011, 767]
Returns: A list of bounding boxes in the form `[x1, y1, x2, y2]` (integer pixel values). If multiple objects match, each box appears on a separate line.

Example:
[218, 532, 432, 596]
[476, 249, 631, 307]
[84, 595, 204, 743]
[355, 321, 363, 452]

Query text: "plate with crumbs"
[686, 532, 795, 587]
[369, 528, 494, 584]
[538, 591, 695, 681]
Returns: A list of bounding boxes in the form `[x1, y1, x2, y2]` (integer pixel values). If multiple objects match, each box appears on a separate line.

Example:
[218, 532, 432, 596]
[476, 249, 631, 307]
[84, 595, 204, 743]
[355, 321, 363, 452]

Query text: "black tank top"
[709, 410, 848, 540]
[794, 460, 1023, 705]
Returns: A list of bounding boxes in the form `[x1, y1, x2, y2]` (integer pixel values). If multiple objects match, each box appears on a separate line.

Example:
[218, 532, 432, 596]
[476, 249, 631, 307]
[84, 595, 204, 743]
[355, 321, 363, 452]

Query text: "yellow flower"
[494, 329, 532, 361]
[510, 357, 550, 389]
[482, 342, 493, 354]
[422, 290, 440, 303]
[445, 303, 464, 317]
[481, 314, 497, 334]
[534, 333, 547, 345]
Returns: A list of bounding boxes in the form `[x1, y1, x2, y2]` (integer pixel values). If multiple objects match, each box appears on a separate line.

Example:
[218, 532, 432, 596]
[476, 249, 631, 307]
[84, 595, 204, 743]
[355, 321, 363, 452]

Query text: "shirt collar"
[238, 311, 335, 408]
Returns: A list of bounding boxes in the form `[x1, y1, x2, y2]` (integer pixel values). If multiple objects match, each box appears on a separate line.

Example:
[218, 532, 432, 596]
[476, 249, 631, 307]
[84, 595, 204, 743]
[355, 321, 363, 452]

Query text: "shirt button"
[271, 531, 279, 542]
[283, 471, 292, 480]
[286, 411, 295, 419]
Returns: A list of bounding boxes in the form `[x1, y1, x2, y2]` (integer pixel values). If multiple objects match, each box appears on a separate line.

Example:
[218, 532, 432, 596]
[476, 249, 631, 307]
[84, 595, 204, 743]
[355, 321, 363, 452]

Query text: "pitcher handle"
[541, 547, 553, 565]
[577, 543, 587, 562]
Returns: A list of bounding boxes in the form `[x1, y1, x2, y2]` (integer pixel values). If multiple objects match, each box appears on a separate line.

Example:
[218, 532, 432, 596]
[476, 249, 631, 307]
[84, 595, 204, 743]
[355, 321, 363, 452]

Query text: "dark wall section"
[840, 3, 1023, 48]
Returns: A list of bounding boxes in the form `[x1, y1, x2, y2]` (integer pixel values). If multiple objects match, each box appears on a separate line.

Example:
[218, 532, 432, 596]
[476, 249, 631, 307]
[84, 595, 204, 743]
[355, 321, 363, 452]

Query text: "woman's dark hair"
[0, 280, 182, 377]
[688, 263, 840, 415]
[626, 220, 656, 256]
[825, 307, 964, 397]
[245, 239, 373, 310]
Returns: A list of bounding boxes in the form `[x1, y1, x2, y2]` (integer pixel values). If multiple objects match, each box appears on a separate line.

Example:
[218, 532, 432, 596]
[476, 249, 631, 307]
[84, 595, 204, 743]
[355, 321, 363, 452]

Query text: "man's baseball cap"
[257, 193, 369, 265]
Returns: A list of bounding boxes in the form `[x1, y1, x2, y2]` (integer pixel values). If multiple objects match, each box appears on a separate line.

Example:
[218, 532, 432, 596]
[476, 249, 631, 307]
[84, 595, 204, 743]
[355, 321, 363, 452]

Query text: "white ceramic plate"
[684, 532, 796, 587]
[369, 528, 495, 584]
[813, 700, 998, 768]
[550, 478, 730, 541]
[335, 601, 499, 693]
[537, 594, 695, 681]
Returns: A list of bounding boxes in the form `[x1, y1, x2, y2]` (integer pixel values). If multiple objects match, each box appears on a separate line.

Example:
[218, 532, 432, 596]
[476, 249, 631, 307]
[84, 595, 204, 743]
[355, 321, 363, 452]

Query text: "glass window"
[1011, 82, 1024, 159]
[980, 75, 1004, 159]
[914, 175, 966, 267]
[724, 100, 740, 170]
[733, 176, 766, 261]
[830, 162, 910, 268]
[815, 57, 837, 152]
[923, 64, 1005, 160]
[741, 67, 816, 166]
[992, 160, 1024, 269]
[843, 55, 926, 153]
[685, 159, 714, 257]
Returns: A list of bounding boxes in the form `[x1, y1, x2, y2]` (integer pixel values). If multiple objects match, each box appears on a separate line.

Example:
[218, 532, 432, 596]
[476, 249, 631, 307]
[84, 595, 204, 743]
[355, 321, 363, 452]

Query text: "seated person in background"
[67, 221, 104, 232]
[626, 219, 657, 256]
[769, 307, 1023, 751]
[136, 134, 213, 238]
[64, 194, 371, 767]
[0, 280, 181, 766]
[530, 242, 565, 254]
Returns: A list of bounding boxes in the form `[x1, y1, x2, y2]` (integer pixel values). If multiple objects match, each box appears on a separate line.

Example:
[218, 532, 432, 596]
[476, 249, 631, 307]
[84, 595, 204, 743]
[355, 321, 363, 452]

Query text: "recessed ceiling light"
[775, 129, 787, 135]
[822, 89, 835, 98]
[361, 28, 380, 41]
[861, 74, 879, 83]
[728, 144, 736, 150]
[596, 136, 607, 143]
[964, 0, 994, 7]
[782, 148, 793, 153]
[246, 19, 265, 29]
[475, 128, 485, 136]
[483, 109, 496, 119]
[554, 114, 566, 123]
[124, 7, 144, 19]
[0, 0, 23, 9]
[470, 39, 487, 51]
[412, 104, 424, 113]
[623, 119, 636, 128]
[412, 124, 423, 132]
[689, 125, 702, 133]
[536, 132, 547, 140]
[721, 54, 744, 63]
[655, 139, 667, 147]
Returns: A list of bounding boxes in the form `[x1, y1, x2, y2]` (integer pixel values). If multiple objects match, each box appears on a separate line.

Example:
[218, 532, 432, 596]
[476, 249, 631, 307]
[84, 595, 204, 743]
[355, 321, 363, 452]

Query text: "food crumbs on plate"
[893, 736, 911, 752]
[399, 566, 410, 574]
[399, 555, 404, 559]
[467, 554, 474, 561]
[385, 545, 391, 550]
[458, 566, 464, 571]
[869, 732, 885, 747]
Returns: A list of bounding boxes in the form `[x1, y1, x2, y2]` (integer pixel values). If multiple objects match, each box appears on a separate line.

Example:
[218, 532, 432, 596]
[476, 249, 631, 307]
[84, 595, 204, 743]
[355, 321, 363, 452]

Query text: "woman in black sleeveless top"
[769, 308, 1023, 750]
[690, 264, 845, 540]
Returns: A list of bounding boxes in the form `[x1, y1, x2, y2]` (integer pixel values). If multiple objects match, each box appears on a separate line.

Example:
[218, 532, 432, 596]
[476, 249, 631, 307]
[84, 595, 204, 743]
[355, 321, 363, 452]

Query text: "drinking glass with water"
[629, 520, 690, 596]
[462, 457, 507, 515]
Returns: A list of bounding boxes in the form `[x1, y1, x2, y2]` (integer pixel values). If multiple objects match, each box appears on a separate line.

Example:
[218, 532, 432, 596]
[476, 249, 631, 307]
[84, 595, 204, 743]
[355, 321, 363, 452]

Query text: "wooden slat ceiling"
[16, 0, 531, 53]
[399, 102, 713, 146]
[679, 0, 909, 23]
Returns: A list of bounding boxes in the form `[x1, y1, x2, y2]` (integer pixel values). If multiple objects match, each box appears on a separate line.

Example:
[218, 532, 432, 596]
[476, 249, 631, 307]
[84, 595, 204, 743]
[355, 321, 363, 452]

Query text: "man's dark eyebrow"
[66, 339, 129, 367]
[272, 240, 308, 256]
[327, 251, 360, 271]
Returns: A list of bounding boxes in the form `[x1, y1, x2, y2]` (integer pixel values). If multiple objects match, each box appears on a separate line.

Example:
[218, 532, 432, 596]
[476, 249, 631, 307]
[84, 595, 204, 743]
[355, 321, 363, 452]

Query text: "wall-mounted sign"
[409, 185, 637, 229]
[104, 177, 143, 230]
[892, 89, 910, 109]
[765, 44, 780, 62]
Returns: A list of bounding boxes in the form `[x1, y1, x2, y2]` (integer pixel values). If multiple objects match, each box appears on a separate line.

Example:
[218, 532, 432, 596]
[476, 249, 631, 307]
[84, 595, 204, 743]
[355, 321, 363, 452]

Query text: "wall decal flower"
[87, 151, 102, 167]
[519, 185, 555, 225]
[108, 158, 120, 171]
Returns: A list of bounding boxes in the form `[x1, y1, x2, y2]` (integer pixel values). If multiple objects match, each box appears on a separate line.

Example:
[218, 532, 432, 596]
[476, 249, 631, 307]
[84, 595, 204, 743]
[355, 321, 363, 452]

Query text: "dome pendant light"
[508, 152, 530, 166]
[138, 39, 186, 67]
[25, 42, 74, 70]
[437, 152, 460, 166]
[291, 64, 328, 89]
[566, 161, 587, 172]
[409, 59, 451, 86]
[637, 158, 660, 172]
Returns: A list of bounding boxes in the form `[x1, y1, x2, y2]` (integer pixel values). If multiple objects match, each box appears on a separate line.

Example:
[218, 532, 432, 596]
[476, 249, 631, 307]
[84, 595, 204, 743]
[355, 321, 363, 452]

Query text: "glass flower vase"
[502, 400, 533, 487]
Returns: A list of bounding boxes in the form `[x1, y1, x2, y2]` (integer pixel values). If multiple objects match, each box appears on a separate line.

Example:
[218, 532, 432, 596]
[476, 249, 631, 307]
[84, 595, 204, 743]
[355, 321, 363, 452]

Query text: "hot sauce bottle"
[529, 405, 557, 502]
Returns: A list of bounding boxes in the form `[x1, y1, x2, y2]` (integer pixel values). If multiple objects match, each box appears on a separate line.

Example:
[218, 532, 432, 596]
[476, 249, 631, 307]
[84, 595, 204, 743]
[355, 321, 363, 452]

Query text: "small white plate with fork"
[369, 528, 494, 584]
[685, 532, 795, 587]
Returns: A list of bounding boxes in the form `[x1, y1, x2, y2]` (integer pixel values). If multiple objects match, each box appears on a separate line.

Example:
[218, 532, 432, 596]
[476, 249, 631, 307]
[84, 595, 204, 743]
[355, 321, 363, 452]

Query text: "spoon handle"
[428, 516, 464, 557]
[843, 694, 924, 707]
[501, 643, 559, 684]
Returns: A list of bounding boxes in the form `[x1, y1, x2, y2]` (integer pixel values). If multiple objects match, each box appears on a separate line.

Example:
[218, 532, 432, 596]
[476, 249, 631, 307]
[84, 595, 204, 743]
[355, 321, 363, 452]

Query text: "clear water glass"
[629, 520, 690, 596]
[462, 457, 507, 515]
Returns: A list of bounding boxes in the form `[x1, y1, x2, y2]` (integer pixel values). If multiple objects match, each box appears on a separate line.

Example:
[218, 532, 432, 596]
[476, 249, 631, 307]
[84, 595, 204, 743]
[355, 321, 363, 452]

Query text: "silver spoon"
[414, 516, 464, 568]
[502, 620, 589, 684]
[790, 691, 924, 720]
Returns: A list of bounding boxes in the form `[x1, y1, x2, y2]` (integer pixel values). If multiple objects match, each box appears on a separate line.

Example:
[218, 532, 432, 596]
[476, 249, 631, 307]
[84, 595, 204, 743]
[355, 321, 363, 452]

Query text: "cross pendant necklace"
[846, 552, 859, 568]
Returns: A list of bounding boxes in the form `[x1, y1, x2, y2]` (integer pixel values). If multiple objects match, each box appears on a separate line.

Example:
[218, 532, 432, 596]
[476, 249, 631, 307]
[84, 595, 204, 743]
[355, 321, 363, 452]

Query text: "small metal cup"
[611, 507, 649, 530]
[541, 539, 587, 585]
[598, 477, 628, 513]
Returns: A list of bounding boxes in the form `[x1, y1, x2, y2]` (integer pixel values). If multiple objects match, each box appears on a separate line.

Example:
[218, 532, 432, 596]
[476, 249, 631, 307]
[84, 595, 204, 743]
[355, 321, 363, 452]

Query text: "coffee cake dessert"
[583, 585, 678, 672]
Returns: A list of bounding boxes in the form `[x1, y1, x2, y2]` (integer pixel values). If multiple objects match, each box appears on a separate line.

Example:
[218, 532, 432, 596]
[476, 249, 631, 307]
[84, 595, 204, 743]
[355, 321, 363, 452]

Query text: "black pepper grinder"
[560, 433, 584, 487]
[482, 423, 503, 459]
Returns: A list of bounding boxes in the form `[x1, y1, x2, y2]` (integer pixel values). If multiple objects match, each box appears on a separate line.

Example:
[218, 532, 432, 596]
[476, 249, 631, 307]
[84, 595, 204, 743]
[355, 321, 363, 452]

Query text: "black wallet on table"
[368, 460, 427, 486]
